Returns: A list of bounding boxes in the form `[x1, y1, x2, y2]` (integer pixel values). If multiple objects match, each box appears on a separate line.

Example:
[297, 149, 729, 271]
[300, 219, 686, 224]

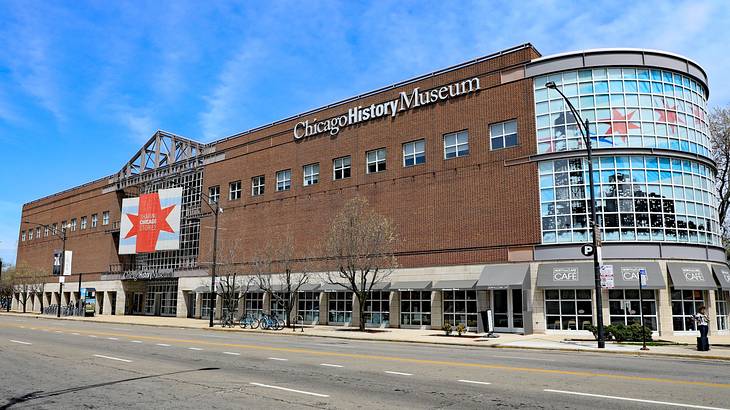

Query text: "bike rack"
[293, 315, 304, 333]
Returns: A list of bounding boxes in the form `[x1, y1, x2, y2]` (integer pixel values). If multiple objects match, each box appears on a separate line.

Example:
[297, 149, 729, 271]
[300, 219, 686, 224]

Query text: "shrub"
[627, 323, 653, 342]
[442, 323, 452, 336]
[455, 323, 466, 336]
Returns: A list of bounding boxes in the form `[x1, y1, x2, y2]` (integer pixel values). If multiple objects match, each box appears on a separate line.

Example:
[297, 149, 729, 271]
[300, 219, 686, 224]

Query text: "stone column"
[389, 291, 400, 328]
[215, 295, 223, 320]
[176, 290, 188, 318]
[103, 291, 114, 316]
[601, 288, 611, 331]
[476, 290, 489, 333]
[430, 290, 443, 330]
[116, 290, 126, 316]
[707, 290, 717, 336]
[532, 288, 546, 334]
[262, 292, 271, 315]
[319, 292, 328, 325]
[195, 293, 203, 319]
[351, 294, 360, 328]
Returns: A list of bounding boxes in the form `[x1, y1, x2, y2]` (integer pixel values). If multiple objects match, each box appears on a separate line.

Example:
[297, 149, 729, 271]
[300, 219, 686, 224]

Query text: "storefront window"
[671, 289, 705, 331]
[442, 290, 477, 329]
[400, 291, 431, 327]
[270, 292, 289, 320]
[364, 291, 389, 325]
[608, 289, 657, 330]
[545, 289, 593, 330]
[298, 291, 319, 323]
[200, 292, 213, 319]
[716, 291, 729, 332]
[244, 292, 264, 318]
[144, 280, 178, 316]
[328, 291, 353, 324]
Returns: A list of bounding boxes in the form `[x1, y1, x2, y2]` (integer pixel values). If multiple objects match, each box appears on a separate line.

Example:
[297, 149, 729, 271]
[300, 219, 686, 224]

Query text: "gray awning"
[298, 283, 321, 292]
[192, 286, 211, 293]
[712, 264, 730, 290]
[390, 281, 432, 291]
[667, 263, 716, 290]
[433, 280, 477, 290]
[476, 264, 530, 290]
[604, 261, 666, 290]
[537, 263, 594, 289]
[369, 282, 391, 291]
[320, 283, 350, 292]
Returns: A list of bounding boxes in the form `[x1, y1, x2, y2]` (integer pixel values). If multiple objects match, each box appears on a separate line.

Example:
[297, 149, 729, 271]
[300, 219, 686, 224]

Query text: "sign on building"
[119, 187, 183, 254]
[600, 264, 614, 289]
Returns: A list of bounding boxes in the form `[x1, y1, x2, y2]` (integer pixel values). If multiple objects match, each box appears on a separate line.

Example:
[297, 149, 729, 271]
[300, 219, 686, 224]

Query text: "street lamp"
[199, 195, 222, 328]
[544, 81, 606, 349]
[24, 220, 69, 318]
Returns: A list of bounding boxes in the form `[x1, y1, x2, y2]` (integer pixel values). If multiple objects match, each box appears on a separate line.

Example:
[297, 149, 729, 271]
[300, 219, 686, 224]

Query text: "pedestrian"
[694, 305, 710, 351]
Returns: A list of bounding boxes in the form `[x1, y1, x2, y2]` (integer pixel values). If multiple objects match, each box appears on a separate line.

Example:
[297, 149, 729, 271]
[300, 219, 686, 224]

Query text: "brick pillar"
[351, 293, 360, 328]
[431, 290, 443, 330]
[389, 291, 400, 328]
[319, 292, 328, 325]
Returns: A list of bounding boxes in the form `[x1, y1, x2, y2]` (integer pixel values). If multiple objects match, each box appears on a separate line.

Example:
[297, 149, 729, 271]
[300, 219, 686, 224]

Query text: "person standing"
[694, 305, 710, 351]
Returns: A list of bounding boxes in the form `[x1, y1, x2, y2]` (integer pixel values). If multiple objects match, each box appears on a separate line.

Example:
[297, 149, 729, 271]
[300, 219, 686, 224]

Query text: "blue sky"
[1, 0, 729, 265]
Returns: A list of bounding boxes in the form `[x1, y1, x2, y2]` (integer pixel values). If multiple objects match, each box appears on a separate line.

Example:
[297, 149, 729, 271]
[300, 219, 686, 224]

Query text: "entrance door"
[97, 293, 104, 315]
[132, 293, 144, 315]
[154, 293, 162, 316]
[187, 293, 196, 318]
[492, 288, 524, 333]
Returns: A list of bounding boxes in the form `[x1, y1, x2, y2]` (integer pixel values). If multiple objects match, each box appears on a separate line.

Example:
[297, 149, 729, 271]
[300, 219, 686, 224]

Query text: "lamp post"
[544, 81, 606, 349]
[200, 195, 222, 328]
[24, 221, 69, 318]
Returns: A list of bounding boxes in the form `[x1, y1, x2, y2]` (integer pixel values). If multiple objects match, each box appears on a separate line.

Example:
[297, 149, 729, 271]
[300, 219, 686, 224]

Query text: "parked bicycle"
[258, 313, 284, 330]
[220, 311, 236, 328]
[239, 313, 260, 329]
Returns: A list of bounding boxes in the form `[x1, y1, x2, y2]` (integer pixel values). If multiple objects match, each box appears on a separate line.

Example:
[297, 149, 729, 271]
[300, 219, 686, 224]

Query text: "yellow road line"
[5, 322, 729, 389]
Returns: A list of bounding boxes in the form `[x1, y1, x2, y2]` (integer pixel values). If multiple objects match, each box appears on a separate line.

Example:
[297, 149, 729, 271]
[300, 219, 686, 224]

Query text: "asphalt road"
[0, 315, 729, 409]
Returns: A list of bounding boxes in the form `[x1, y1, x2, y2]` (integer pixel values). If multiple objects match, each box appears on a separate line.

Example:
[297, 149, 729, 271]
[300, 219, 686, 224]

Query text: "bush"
[455, 323, 466, 336]
[442, 323, 452, 336]
[586, 323, 652, 342]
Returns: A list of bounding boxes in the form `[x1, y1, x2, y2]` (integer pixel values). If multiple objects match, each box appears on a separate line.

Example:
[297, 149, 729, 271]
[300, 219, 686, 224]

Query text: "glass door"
[491, 288, 524, 333]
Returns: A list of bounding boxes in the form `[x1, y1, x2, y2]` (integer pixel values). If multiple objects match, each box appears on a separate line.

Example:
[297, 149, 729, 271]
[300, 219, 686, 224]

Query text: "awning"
[476, 264, 529, 290]
[320, 283, 350, 292]
[369, 282, 391, 291]
[667, 263, 716, 290]
[390, 281, 432, 291]
[433, 280, 477, 290]
[192, 286, 210, 293]
[537, 263, 594, 289]
[712, 264, 730, 290]
[298, 283, 321, 292]
[603, 261, 665, 290]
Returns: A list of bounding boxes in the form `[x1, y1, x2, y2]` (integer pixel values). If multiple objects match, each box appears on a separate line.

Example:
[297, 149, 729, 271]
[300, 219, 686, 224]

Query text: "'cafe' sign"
[682, 267, 705, 282]
[553, 267, 579, 282]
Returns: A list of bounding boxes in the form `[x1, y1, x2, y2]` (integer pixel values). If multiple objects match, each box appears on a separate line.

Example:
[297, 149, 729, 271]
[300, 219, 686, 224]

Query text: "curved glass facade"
[533, 67, 709, 157]
[539, 155, 720, 246]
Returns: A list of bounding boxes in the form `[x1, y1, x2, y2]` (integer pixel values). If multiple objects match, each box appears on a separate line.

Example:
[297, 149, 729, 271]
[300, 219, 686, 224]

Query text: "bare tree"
[214, 239, 256, 321]
[12, 265, 42, 313]
[0, 265, 15, 312]
[323, 197, 398, 331]
[255, 235, 310, 327]
[710, 106, 730, 246]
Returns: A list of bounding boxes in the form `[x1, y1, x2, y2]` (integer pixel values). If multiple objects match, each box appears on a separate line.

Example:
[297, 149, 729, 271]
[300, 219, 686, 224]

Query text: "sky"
[1, 0, 730, 266]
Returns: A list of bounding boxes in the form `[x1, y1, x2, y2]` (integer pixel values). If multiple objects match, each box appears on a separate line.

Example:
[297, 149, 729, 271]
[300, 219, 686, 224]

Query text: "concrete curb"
[5, 312, 730, 361]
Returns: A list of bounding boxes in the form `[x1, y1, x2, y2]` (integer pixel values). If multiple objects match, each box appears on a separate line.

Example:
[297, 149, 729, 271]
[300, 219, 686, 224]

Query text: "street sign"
[59, 276, 65, 284]
[580, 244, 594, 257]
[600, 264, 614, 289]
[639, 268, 647, 288]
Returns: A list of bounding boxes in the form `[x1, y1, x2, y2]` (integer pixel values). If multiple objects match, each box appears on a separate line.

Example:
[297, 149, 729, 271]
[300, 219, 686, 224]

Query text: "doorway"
[492, 288, 524, 333]
[132, 293, 144, 315]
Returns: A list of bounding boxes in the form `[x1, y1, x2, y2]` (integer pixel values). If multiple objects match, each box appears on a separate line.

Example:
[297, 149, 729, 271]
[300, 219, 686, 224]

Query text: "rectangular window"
[208, 185, 220, 204]
[298, 291, 320, 323]
[328, 291, 353, 324]
[36, 227, 41, 239]
[490, 119, 518, 150]
[70, 218, 77, 232]
[251, 175, 265, 196]
[364, 291, 390, 325]
[442, 290, 478, 330]
[366, 148, 386, 173]
[671, 289, 705, 331]
[229, 181, 241, 200]
[303, 163, 319, 186]
[544, 289, 594, 331]
[22, 231, 26, 241]
[400, 291, 431, 327]
[608, 289, 658, 331]
[80, 216, 87, 230]
[52, 223, 58, 235]
[61, 220, 67, 231]
[270, 292, 290, 320]
[443, 130, 469, 159]
[276, 169, 291, 192]
[91, 214, 98, 228]
[333, 156, 351, 180]
[403, 139, 426, 167]
[244, 292, 264, 317]
[44, 226, 49, 237]
[102, 212, 109, 226]
[717, 291, 729, 332]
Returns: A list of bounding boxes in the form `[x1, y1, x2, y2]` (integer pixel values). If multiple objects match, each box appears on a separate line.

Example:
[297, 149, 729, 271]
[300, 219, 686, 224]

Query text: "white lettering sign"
[294, 77, 481, 139]
[682, 268, 705, 282]
[553, 267, 579, 282]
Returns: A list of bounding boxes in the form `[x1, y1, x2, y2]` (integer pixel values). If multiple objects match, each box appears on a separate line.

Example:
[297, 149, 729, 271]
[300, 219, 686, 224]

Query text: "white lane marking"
[20, 326, 25, 328]
[544, 389, 728, 410]
[313, 343, 354, 348]
[93, 354, 132, 363]
[130, 340, 143, 344]
[268, 357, 288, 361]
[385, 371, 413, 376]
[249, 382, 329, 398]
[107, 337, 118, 341]
[458, 379, 492, 386]
[71, 332, 80, 336]
[222, 352, 240, 356]
[88, 335, 98, 338]
[9, 340, 32, 345]
[494, 355, 556, 362]
[156, 343, 171, 347]
[55, 331, 63, 333]
[320, 363, 343, 368]
[29, 327, 36, 330]
[188, 347, 203, 351]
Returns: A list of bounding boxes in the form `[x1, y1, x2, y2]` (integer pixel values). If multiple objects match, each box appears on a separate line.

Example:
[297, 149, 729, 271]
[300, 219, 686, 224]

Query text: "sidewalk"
[4, 311, 730, 360]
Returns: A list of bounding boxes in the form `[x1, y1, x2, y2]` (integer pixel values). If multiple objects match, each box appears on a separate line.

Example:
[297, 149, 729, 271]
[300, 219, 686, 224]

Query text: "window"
[490, 120, 518, 150]
[333, 156, 351, 180]
[102, 212, 109, 226]
[400, 291, 431, 327]
[91, 214, 98, 228]
[28, 229, 33, 240]
[200, 292, 214, 319]
[609, 289, 657, 331]
[366, 148, 386, 173]
[208, 185, 220, 204]
[443, 130, 469, 159]
[364, 291, 389, 325]
[251, 176, 265, 196]
[298, 292, 320, 324]
[144, 280, 178, 316]
[545, 289, 593, 330]
[270, 292, 289, 320]
[403, 140, 426, 167]
[717, 291, 729, 332]
[61, 220, 67, 231]
[52, 223, 58, 235]
[70, 219, 77, 232]
[80, 216, 87, 230]
[276, 169, 291, 192]
[244, 292, 264, 318]
[21, 231, 26, 241]
[443, 290, 478, 329]
[671, 289, 705, 331]
[44, 226, 49, 237]
[303, 163, 319, 186]
[229, 181, 241, 200]
[327, 291, 353, 324]
[35, 227, 41, 239]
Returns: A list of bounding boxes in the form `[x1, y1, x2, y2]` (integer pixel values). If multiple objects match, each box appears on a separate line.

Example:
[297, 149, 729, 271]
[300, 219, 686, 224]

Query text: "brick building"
[13, 44, 730, 336]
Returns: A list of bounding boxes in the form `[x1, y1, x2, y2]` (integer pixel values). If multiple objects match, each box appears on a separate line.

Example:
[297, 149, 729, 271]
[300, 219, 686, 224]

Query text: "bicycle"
[259, 313, 284, 330]
[239, 313, 259, 329]
[220, 311, 236, 328]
